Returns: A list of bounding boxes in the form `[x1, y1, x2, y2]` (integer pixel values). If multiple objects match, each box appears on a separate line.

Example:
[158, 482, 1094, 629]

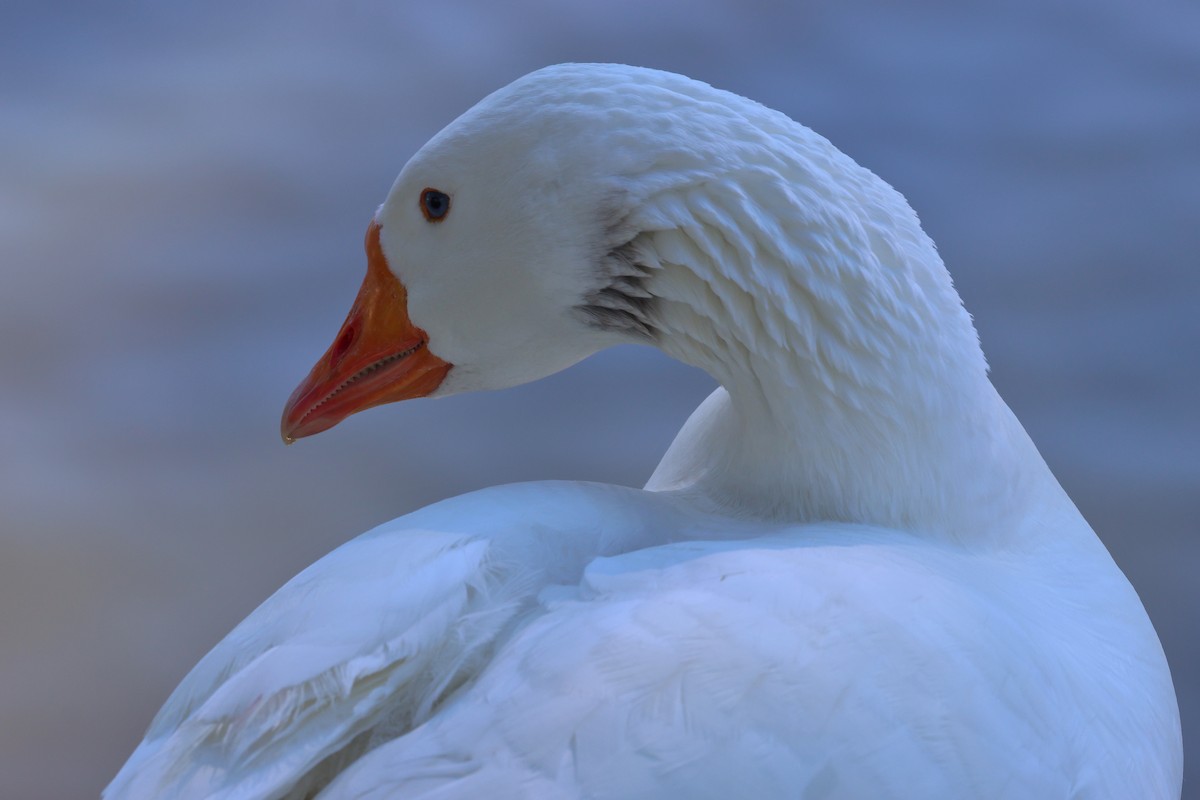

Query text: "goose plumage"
[105, 63, 1182, 799]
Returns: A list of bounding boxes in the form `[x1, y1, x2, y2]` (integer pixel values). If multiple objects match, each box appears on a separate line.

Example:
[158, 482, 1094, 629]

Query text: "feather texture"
[106, 64, 1181, 799]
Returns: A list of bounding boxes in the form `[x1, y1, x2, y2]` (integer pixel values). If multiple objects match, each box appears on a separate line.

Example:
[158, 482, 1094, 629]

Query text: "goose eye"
[420, 188, 451, 222]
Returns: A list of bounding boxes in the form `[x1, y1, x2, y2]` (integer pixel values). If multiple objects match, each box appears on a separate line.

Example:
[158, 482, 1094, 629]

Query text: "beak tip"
[280, 411, 300, 445]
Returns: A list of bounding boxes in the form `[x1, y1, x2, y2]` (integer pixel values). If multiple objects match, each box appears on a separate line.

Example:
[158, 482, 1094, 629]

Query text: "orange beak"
[280, 221, 452, 443]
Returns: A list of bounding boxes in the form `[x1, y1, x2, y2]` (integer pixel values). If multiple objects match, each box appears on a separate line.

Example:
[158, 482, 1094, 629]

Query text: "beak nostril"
[331, 323, 356, 367]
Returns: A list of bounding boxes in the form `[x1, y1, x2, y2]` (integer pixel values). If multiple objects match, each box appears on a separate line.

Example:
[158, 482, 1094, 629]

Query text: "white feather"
[106, 64, 1181, 799]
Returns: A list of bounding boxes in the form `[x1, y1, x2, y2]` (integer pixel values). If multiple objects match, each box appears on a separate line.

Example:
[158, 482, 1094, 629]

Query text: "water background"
[2, 2, 1197, 796]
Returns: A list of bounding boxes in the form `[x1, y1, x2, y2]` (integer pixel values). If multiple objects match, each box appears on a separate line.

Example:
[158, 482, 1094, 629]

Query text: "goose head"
[282, 66, 661, 442]
[280, 63, 1002, 535]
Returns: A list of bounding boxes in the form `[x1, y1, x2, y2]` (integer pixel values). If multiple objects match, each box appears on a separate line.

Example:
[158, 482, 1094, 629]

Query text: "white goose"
[106, 64, 1182, 799]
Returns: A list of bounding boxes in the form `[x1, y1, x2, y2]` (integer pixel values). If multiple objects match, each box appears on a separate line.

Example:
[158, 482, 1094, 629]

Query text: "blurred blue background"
[2, 1, 1197, 796]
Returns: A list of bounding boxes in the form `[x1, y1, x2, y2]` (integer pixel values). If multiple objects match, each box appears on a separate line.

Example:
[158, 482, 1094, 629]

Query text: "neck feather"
[629, 156, 1046, 541]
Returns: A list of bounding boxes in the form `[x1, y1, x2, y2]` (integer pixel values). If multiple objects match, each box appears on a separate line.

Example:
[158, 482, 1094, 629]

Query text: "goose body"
[106, 64, 1181, 799]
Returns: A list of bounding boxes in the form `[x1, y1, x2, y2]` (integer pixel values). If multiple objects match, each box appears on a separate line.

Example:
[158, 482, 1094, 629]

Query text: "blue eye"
[420, 188, 451, 222]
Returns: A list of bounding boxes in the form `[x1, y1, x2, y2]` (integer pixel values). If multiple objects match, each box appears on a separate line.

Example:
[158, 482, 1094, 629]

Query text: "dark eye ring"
[420, 188, 451, 222]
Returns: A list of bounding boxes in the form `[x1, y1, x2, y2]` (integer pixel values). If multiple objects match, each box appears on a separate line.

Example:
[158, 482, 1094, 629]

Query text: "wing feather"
[105, 482, 696, 800]
[322, 530, 1078, 799]
[105, 529, 515, 799]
